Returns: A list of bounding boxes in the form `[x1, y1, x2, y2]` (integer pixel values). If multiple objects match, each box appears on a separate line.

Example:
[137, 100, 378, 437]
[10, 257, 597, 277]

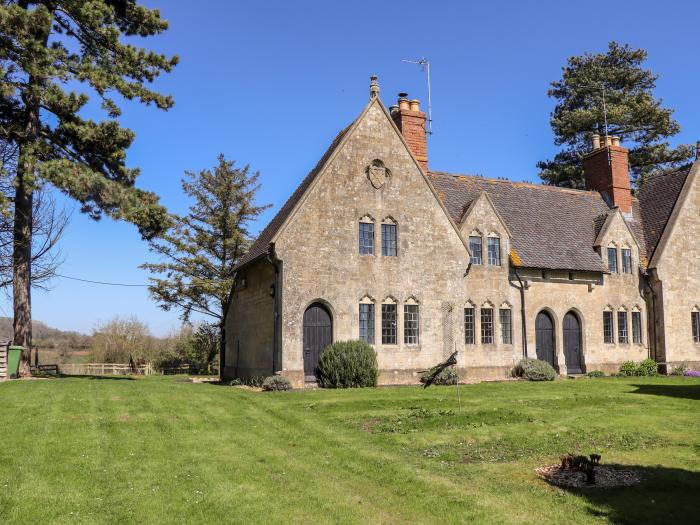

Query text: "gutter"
[643, 269, 658, 362]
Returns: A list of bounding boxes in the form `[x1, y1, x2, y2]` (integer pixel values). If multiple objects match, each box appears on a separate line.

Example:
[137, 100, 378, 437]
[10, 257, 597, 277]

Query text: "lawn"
[0, 376, 698, 524]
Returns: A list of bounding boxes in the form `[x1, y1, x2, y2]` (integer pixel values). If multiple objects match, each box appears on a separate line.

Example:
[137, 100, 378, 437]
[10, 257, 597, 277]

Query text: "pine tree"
[538, 42, 694, 188]
[142, 155, 269, 355]
[0, 1, 177, 364]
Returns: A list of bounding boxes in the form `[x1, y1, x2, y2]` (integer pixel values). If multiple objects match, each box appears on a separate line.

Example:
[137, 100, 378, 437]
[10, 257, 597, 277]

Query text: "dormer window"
[469, 235, 482, 265]
[487, 236, 501, 266]
[607, 247, 618, 273]
[621, 248, 632, 274]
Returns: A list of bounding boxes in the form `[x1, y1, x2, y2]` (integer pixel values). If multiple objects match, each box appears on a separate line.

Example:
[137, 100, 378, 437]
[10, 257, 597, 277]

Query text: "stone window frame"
[381, 216, 398, 257]
[358, 214, 376, 256]
[358, 295, 375, 344]
[603, 306, 614, 344]
[403, 296, 420, 346]
[487, 234, 501, 267]
[631, 306, 643, 345]
[607, 242, 618, 274]
[381, 296, 398, 345]
[620, 245, 633, 274]
[464, 300, 476, 345]
[499, 302, 512, 345]
[692, 306, 700, 344]
[468, 230, 483, 265]
[617, 307, 629, 344]
[480, 301, 495, 345]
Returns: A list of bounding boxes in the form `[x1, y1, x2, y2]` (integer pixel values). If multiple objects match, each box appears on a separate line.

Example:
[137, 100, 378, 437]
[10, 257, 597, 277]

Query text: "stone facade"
[224, 82, 699, 386]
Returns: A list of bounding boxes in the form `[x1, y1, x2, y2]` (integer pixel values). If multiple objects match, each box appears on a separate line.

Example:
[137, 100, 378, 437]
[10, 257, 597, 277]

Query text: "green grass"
[0, 376, 698, 524]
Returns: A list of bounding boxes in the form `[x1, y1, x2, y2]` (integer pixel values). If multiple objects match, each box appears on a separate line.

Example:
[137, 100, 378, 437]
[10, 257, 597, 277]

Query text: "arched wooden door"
[303, 303, 332, 380]
[535, 311, 555, 367]
[563, 312, 583, 374]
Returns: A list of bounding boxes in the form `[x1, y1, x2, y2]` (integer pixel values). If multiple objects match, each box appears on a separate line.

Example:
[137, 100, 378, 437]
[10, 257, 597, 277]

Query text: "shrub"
[521, 359, 557, 381]
[262, 375, 292, 391]
[637, 358, 659, 377]
[586, 370, 605, 378]
[420, 366, 458, 386]
[671, 362, 688, 376]
[512, 358, 539, 378]
[315, 340, 378, 388]
[618, 361, 638, 377]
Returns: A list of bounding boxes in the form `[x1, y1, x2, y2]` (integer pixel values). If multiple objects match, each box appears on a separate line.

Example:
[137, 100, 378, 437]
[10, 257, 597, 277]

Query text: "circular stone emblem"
[366, 159, 391, 189]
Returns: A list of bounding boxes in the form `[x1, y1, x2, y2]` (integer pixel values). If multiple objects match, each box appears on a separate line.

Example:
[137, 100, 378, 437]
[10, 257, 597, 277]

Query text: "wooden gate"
[535, 311, 555, 367]
[303, 303, 332, 380]
[563, 311, 583, 374]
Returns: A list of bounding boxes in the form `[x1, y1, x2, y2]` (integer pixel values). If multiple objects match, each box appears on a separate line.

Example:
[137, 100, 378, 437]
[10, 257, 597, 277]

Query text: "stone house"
[223, 77, 700, 387]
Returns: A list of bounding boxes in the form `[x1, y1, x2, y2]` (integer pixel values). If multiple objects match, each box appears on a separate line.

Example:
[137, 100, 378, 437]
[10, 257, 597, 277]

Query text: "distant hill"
[0, 317, 92, 348]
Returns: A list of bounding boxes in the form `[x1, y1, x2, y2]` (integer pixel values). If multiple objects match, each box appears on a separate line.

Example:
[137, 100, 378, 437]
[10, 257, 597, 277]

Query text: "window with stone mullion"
[481, 308, 494, 344]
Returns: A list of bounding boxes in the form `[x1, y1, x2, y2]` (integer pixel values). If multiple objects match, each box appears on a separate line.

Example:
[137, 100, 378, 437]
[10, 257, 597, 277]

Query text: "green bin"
[7, 346, 23, 379]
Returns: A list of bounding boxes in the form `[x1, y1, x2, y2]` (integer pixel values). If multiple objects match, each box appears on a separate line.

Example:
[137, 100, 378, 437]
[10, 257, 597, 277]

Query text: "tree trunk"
[13, 163, 33, 373]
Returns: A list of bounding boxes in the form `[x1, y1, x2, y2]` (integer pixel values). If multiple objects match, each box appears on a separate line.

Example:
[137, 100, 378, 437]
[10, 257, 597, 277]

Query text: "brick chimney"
[582, 134, 632, 214]
[390, 93, 427, 171]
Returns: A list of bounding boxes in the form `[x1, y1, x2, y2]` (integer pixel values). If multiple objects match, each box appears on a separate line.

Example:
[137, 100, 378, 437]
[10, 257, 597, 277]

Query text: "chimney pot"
[398, 93, 410, 111]
[591, 133, 601, 150]
[409, 99, 420, 112]
[611, 136, 620, 147]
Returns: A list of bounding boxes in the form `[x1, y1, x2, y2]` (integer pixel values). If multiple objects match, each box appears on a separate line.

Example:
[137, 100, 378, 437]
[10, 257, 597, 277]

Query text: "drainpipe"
[643, 270, 657, 362]
[266, 244, 282, 376]
[509, 267, 528, 358]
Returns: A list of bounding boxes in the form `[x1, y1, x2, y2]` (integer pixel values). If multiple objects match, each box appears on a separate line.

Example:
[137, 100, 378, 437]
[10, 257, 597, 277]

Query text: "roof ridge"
[641, 163, 693, 185]
[428, 170, 599, 197]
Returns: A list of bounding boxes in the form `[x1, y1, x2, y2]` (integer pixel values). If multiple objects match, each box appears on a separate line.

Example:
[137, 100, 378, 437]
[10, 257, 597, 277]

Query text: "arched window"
[381, 296, 398, 344]
[617, 307, 629, 344]
[487, 235, 501, 266]
[607, 243, 618, 274]
[499, 302, 512, 344]
[631, 306, 642, 344]
[621, 245, 632, 274]
[464, 301, 476, 344]
[358, 295, 375, 344]
[381, 217, 397, 257]
[403, 296, 420, 345]
[469, 230, 482, 265]
[358, 215, 375, 255]
[481, 301, 494, 344]
[603, 306, 614, 344]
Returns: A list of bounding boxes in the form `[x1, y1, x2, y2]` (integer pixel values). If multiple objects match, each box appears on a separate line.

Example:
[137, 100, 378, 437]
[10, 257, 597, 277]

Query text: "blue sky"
[4, 0, 698, 336]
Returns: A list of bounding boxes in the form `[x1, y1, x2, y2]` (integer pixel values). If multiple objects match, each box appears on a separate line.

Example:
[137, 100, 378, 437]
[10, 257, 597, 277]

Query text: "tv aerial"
[402, 57, 433, 135]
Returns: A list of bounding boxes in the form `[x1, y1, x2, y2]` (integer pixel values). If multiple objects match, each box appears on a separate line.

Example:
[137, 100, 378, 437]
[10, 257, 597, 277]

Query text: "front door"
[303, 303, 332, 380]
[563, 312, 583, 374]
[535, 311, 555, 367]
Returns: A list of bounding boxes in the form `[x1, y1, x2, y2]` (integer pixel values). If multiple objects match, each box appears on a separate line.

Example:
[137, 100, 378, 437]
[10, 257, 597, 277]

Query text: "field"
[0, 375, 698, 524]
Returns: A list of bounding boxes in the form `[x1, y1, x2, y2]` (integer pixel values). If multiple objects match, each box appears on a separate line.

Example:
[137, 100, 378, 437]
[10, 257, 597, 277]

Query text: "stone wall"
[653, 165, 700, 369]
[224, 259, 276, 380]
[273, 100, 471, 388]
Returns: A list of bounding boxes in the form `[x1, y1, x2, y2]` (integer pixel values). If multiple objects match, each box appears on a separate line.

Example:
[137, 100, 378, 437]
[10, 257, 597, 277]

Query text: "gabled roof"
[638, 164, 693, 264]
[428, 171, 631, 272]
[236, 122, 354, 269]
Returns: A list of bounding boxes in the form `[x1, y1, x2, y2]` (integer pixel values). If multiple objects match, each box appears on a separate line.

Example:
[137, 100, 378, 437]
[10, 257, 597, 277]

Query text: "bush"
[618, 361, 638, 377]
[512, 358, 539, 378]
[262, 375, 292, 391]
[637, 358, 659, 376]
[618, 359, 658, 377]
[512, 358, 556, 381]
[671, 362, 688, 376]
[587, 370, 605, 378]
[420, 366, 458, 386]
[315, 340, 378, 388]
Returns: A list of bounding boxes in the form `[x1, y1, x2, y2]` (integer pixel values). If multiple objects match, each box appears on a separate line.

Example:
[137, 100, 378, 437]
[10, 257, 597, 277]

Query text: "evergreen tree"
[142, 155, 269, 353]
[538, 42, 694, 188]
[0, 1, 177, 363]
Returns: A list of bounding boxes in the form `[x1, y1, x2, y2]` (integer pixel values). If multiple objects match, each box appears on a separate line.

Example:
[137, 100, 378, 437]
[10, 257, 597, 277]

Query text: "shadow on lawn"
[59, 374, 135, 381]
[630, 383, 700, 401]
[559, 465, 699, 524]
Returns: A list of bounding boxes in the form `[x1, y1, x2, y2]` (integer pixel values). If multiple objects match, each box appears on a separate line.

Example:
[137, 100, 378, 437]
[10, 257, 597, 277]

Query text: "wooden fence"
[58, 363, 192, 376]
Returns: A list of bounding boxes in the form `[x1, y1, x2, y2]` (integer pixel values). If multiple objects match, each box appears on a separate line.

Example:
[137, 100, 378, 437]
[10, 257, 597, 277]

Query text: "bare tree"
[0, 143, 69, 291]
